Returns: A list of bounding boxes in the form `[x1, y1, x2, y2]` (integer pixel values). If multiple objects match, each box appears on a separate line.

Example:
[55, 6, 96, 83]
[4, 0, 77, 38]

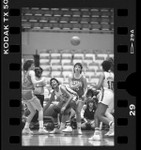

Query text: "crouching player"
[44, 78, 78, 134]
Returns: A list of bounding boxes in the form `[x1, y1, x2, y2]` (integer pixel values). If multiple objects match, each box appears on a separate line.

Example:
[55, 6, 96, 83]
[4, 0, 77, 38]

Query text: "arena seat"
[53, 10, 63, 16]
[40, 59, 50, 65]
[97, 54, 108, 60]
[62, 53, 72, 59]
[40, 53, 50, 59]
[22, 22, 31, 28]
[40, 65, 50, 71]
[51, 65, 62, 71]
[73, 59, 83, 65]
[71, 17, 81, 22]
[85, 54, 94, 60]
[62, 65, 73, 71]
[101, 17, 110, 23]
[85, 71, 95, 79]
[51, 71, 62, 77]
[42, 71, 51, 77]
[63, 77, 69, 84]
[94, 59, 103, 65]
[62, 59, 72, 65]
[50, 53, 61, 59]
[56, 77, 64, 84]
[109, 54, 114, 58]
[91, 24, 101, 30]
[62, 71, 72, 78]
[72, 23, 81, 29]
[74, 53, 84, 60]
[50, 59, 61, 65]
[101, 24, 111, 30]
[88, 65, 99, 72]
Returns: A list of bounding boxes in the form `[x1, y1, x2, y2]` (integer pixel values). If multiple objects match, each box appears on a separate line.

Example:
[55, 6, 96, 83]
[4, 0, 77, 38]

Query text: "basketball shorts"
[23, 96, 43, 111]
[22, 90, 34, 101]
[97, 89, 114, 107]
[44, 101, 65, 118]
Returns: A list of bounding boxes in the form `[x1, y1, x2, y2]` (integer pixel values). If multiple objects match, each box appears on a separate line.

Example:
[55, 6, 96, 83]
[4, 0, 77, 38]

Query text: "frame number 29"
[129, 104, 136, 116]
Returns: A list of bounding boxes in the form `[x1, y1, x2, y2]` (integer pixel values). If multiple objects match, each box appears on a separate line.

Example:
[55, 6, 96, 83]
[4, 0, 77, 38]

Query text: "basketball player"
[22, 60, 48, 134]
[89, 60, 114, 140]
[31, 67, 46, 126]
[62, 63, 87, 134]
[44, 78, 78, 134]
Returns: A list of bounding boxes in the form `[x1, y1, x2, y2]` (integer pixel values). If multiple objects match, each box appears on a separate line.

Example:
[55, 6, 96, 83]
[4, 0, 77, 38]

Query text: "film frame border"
[1, 0, 136, 149]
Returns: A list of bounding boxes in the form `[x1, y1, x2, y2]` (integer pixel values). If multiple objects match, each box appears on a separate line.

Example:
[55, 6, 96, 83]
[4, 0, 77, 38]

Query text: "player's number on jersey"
[107, 81, 114, 90]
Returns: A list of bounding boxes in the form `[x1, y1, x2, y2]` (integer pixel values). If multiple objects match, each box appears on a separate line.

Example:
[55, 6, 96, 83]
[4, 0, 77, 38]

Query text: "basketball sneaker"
[49, 128, 62, 134]
[62, 126, 73, 132]
[38, 127, 48, 134]
[107, 123, 114, 136]
[77, 129, 82, 135]
[89, 130, 101, 141]
[22, 128, 33, 134]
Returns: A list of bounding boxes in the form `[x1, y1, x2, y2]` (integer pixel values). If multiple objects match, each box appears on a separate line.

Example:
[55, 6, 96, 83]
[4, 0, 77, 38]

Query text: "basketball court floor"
[22, 130, 114, 146]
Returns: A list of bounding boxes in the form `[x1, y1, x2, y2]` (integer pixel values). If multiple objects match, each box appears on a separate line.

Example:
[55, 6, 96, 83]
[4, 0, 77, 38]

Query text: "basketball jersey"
[22, 71, 34, 90]
[103, 71, 114, 90]
[22, 71, 34, 101]
[70, 74, 85, 98]
[55, 85, 77, 102]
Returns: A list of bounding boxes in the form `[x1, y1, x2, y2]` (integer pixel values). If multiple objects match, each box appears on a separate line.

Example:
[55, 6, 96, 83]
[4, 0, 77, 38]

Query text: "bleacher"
[22, 7, 114, 33]
[39, 49, 114, 86]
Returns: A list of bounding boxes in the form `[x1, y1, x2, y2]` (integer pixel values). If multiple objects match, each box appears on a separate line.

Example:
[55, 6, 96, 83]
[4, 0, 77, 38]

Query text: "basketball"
[71, 36, 80, 46]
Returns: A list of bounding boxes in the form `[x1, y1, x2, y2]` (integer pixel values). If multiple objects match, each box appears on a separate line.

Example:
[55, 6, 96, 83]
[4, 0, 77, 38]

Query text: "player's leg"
[61, 107, 73, 132]
[81, 122, 87, 130]
[44, 102, 64, 134]
[89, 90, 114, 140]
[30, 97, 48, 134]
[75, 99, 84, 134]
[22, 101, 36, 134]
[104, 99, 114, 136]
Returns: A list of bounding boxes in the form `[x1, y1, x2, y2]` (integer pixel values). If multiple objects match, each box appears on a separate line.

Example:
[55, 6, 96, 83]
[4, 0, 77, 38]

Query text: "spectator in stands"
[81, 88, 98, 130]
[81, 100, 97, 130]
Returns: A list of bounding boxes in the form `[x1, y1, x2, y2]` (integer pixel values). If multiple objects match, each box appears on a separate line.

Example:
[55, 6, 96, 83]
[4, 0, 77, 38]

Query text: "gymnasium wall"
[22, 32, 114, 54]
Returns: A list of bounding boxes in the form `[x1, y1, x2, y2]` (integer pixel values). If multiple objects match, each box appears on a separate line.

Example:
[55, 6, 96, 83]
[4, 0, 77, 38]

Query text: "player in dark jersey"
[62, 63, 87, 134]
[44, 78, 78, 134]
[22, 60, 48, 134]
[89, 60, 114, 141]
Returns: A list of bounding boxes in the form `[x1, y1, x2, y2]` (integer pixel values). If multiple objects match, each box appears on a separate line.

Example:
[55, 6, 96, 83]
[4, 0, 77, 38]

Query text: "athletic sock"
[60, 122, 65, 129]
[39, 120, 44, 128]
[54, 123, 59, 129]
[77, 122, 81, 129]
[66, 120, 71, 127]
[109, 121, 113, 127]
[24, 122, 30, 128]
[94, 127, 100, 134]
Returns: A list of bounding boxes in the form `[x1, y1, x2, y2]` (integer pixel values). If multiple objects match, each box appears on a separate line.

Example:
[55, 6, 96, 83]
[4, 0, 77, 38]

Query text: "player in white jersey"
[44, 78, 78, 134]
[89, 60, 114, 141]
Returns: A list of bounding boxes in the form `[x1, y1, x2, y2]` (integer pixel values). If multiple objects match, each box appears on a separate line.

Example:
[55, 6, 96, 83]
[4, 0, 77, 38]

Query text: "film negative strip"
[1, 0, 136, 149]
